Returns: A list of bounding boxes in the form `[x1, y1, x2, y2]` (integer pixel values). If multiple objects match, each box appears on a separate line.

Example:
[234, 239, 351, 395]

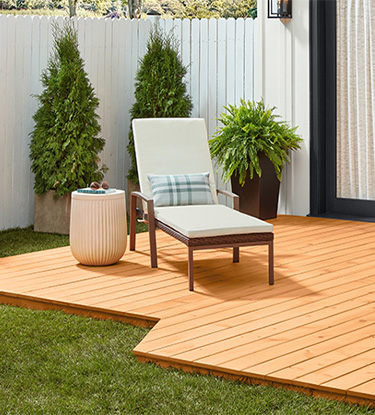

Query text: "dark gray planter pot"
[34, 190, 71, 234]
[230, 156, 280, 220]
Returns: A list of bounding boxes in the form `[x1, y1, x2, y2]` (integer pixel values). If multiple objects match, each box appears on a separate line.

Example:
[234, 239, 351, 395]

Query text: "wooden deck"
[1, 215, 375, 406]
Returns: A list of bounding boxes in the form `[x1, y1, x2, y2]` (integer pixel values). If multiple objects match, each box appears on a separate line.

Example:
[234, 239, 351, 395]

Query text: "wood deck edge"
[0, 292, 159, 329]
[134, 352, 375, 408]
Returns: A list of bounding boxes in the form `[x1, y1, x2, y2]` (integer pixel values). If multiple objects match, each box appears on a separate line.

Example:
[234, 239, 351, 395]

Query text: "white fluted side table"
[70, 190, 127, 266]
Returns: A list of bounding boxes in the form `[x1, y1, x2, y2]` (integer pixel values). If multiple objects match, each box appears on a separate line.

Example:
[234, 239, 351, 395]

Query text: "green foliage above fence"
[1, 0, 256, 19]
[143, 0, 257, 19]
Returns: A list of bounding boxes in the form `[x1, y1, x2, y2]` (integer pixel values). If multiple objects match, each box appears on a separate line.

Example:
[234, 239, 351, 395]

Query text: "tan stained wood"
[1, 215, 375, 406]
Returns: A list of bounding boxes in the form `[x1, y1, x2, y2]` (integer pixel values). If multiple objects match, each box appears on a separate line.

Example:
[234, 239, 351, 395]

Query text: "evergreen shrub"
[29, 23, 107, 198]
[127, 26, 193, 184]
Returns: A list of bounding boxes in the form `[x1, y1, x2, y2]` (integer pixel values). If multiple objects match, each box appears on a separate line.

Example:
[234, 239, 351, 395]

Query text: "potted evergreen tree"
[29, 23, 107, 234]
[126, 26, 193, 197]
[210, 99, 302, 219]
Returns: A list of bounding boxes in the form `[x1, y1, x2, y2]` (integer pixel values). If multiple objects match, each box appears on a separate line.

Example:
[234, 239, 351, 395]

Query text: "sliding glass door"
[310, 0, 375, 220]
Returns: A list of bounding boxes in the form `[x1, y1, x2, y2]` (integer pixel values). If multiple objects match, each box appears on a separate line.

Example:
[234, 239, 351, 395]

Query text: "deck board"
[1, 215, 375, 406]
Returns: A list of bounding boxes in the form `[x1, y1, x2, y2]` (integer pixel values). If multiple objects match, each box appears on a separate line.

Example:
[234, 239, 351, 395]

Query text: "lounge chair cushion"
[148, 173, 215, 207]
[154, 204, 273, 238]
[132, 118, 218, 204]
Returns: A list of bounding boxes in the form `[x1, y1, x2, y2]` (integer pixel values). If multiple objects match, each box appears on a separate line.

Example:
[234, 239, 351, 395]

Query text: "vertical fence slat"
[217, 18, 227, 117]
[181, 19, 191, 99]
[190, 19, 200, 117]
[245, 18, 255, 101]
[199, 19, 209, 122]
[16, 15, 33, 227]
[0, 16, 10, 228]
[122, 19, 133, 186]
[5, 16, 16, 229]
[113, 19, 125, 188]
[207, 18, 217, 137]
[235, 18, 245, 105]
[103, 19, 114, 183]
[226, 18, 236, 105]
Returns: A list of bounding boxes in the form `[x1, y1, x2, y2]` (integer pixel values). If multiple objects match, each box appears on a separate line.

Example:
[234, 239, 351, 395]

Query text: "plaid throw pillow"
[147, 173, 215, 207]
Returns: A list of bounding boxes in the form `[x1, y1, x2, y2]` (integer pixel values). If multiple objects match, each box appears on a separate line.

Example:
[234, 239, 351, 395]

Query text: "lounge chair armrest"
[216, 189, 239, 211]
[131, 191, 153, 204]
[131, 190, 155, 212]
[131, 191, 156, 221]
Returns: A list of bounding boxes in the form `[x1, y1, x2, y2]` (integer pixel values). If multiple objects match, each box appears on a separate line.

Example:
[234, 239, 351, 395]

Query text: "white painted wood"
[207, 18, 218, 136]
[245, 18, 255, 100]
[235, 18, 245, 105]
[217, 18, 227, 118]
[257, 0, 310, 216]
[0, 15, 7, 229]
[226, 18, 236, 106]
[180, 18, 191, 97]
[199, 19, 209, 122]
[112, 19, 126, 189]
[0, 15, 257, 230]
[15, 16, 33, 229]
[4, 16, 17, 229]
[122, 19, 133, 192]
[190, 19, 200, 118]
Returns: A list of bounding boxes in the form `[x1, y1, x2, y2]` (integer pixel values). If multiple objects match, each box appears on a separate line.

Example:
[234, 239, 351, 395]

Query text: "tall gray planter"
[34, 190, 71, 234]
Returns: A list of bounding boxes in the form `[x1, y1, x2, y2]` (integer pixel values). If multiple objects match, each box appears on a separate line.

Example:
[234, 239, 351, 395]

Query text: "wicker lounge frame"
[129, 189, 274, 291]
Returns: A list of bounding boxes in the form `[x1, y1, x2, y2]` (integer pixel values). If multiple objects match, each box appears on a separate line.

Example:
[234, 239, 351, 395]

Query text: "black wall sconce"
[268, 0, 292, 18]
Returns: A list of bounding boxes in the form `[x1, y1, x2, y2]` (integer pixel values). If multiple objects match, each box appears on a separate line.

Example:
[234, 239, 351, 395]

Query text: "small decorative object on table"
[77, 181, 116, 194]
[70, 189, 127, 266]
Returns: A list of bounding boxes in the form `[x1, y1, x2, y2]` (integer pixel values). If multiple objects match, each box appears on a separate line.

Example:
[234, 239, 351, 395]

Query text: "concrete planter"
[34, 190, 71, 234]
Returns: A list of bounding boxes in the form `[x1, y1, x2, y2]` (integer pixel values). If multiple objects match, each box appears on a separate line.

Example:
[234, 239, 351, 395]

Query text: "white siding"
[0, 15, 257, 230]
[257, 0, 310, 216]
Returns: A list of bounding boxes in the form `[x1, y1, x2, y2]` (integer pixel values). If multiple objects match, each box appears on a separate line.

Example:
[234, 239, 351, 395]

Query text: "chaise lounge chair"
[129, 118, 274, 291]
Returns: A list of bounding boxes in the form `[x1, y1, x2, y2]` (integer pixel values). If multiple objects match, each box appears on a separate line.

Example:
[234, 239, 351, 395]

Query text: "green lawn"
[0, 217, 148, 258]
[1, 226, 375, 414]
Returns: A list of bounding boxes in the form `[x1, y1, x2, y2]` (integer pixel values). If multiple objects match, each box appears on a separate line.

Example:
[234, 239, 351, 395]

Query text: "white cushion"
[132, 118, 219, 204]
[154, 204, 273, 238]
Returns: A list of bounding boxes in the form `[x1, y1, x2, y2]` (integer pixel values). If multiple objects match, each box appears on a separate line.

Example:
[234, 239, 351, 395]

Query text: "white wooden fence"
[0, 14, 257, 231]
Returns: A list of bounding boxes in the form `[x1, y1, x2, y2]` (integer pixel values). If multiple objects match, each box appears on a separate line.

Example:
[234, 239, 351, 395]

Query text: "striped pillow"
[147, 173, 215, 207]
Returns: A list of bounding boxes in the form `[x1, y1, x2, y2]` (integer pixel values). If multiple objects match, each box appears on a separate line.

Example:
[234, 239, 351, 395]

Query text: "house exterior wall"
[257, 0, 310, 216]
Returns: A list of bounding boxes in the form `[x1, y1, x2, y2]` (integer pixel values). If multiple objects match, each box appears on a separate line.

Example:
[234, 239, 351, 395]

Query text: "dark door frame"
[310, 0, 375, 220]
[309, 0, 336, 217]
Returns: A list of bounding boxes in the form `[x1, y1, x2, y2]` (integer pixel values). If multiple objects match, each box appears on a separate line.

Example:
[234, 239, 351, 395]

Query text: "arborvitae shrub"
[127, 27, 193, 184]
[29, 23, 107, 198]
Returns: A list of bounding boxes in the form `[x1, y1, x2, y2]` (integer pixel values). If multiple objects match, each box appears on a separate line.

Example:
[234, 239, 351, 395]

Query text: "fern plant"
[127, 26, 193, 184]
[209, 99, 302, 186]
[29, 23, 107, 198]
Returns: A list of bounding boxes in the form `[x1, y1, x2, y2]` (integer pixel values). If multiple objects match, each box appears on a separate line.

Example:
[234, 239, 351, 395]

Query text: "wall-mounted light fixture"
[268, 0, 292, 18]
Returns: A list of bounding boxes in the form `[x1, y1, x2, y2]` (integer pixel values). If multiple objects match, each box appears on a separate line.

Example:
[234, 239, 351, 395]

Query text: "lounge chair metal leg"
[233, 247, 239, 263]
[129, 193, 137, 251]
[147, 200, 158, 268]
[268, 241, 274, 285]
[148, 220, 158, 268]
[188, 248, 194, 291]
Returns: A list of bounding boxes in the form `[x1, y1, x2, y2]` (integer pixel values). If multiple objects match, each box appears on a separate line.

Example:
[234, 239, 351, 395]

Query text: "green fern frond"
[210, 99, 303, 186]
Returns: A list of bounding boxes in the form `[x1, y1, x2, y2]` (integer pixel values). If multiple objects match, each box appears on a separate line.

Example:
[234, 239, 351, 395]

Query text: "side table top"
[72, 189, 125, 200]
